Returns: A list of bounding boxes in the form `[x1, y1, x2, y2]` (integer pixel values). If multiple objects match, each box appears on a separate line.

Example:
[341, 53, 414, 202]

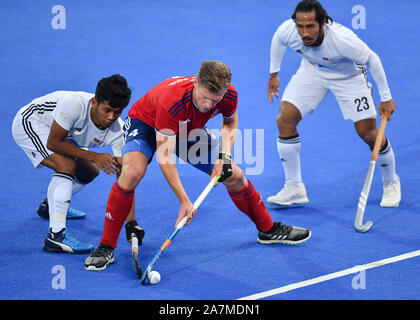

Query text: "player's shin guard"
[377, 138, 398, 182]
[276, 135, 302, 183]
[100, 182, 134, 248]
[227, 180, 274, 232]
[72, 177, 88, 196]
[48, 173, 74, 232]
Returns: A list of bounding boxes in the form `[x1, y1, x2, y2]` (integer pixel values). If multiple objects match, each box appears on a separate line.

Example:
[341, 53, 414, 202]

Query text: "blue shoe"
[37, 199, 86, 219]
[67, 207, 86, 219]
[43, 229, 94, 254]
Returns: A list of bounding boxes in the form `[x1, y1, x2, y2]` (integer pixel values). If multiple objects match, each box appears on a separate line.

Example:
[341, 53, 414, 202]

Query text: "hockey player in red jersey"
[85, 61, 311, 272]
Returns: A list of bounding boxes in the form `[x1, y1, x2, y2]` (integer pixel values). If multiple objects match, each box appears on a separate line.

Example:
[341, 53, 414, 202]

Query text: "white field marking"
[237, 250, 420, 300]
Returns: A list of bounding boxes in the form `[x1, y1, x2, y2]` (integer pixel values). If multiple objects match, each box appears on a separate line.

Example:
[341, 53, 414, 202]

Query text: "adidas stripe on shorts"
[12, 103, 57, 168]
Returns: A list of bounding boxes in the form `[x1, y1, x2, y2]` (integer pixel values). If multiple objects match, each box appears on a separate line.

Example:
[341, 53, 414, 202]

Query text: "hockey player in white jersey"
[12, 74, 133, 253]
[267, 0, 400, 208]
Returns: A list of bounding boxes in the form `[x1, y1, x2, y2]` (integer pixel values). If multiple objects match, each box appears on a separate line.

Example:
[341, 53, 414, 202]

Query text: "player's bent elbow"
[46, 140, 58, 153]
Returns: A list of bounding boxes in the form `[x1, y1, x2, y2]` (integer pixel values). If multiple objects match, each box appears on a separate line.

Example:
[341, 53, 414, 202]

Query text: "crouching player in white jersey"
[267, 0, 401, 208]
[12, 75, 136, 253]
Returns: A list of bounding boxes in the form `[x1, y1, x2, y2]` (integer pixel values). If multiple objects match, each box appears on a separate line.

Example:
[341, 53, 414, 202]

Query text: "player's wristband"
[218, 152, 232, 162]
[218, 152, 233, 182]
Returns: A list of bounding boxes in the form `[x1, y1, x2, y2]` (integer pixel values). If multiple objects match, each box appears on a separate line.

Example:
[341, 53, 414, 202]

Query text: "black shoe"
[257, 222, 311, 245]
[37, 199, 50, 219]
[84, 244, 115, 271]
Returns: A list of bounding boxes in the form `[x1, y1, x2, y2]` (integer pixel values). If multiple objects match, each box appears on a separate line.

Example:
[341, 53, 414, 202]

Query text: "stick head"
[355, 220, 373, 233]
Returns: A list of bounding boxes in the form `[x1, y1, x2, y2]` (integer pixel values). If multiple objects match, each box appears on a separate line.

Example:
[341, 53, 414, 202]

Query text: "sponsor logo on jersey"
[59, 112, 70, 123]
[93, 138, 103, 145]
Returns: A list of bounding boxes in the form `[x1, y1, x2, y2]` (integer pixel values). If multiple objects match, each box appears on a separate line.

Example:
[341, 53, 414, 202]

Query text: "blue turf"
[0, 0, 419, 300]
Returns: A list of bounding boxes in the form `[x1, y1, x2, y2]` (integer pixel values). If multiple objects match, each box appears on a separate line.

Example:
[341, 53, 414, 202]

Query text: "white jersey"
[16, 91, 124, 157]
[270, 19, 371, 79]
[270, 19, 392, 102]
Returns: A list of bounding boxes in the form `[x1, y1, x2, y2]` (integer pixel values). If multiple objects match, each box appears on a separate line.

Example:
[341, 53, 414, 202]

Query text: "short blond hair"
[197, 60, 232, 93]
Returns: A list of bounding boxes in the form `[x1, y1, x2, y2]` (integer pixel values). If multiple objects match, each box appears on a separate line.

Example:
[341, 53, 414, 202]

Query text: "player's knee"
[120, 155, 147, 188]
[75, 159, 100, 183]
[276, 115, 297, 136]
[123, 163, 146, 184]
[360, 131, 377, 149]
[276, 105, 299, 134]
[275, 113, 284, 128]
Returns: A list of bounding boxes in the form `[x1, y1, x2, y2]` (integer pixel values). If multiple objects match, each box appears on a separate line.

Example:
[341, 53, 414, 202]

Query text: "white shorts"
[282, 67, 377, 122]
[12, 110, 53, 168]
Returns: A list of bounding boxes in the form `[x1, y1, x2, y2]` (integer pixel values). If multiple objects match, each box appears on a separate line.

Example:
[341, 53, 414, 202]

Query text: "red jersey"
[128, 76, 238, 137]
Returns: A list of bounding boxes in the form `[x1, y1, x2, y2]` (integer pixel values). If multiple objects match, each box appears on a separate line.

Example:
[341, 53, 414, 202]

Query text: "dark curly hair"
[292, 0, 333, 25]
[95, 74, 131, 108]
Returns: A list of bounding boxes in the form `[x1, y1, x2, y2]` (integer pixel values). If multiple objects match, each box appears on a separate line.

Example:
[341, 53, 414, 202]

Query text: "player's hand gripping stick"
[140, 176, 220, 284]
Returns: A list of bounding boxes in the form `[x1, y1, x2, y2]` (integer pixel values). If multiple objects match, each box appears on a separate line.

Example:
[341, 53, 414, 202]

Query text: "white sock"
[72, 177, 87, 196]
[48, 173, 73, 233]
[377, 138, 398, 183]
[276, 135, 302, 184]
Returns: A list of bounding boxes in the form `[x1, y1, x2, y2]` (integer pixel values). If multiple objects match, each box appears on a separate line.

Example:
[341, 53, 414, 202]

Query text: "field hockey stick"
[140, 176, 220, 284]
[354, 115, 388, 232]
[131, 233, 142, 278]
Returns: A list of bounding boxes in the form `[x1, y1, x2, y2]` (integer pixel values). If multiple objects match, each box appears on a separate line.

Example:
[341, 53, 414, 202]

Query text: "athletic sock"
[72, 177, 87, 196]
[100, 181, 134, 248]
[377, 138, 398, 182]
[227, 180, 274, 232]
[276, 135, 302, 183]
[47, 173, 73, 233]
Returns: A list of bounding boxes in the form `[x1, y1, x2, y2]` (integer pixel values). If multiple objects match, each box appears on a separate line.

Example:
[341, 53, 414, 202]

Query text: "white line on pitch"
[237, 250, 420, 300]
